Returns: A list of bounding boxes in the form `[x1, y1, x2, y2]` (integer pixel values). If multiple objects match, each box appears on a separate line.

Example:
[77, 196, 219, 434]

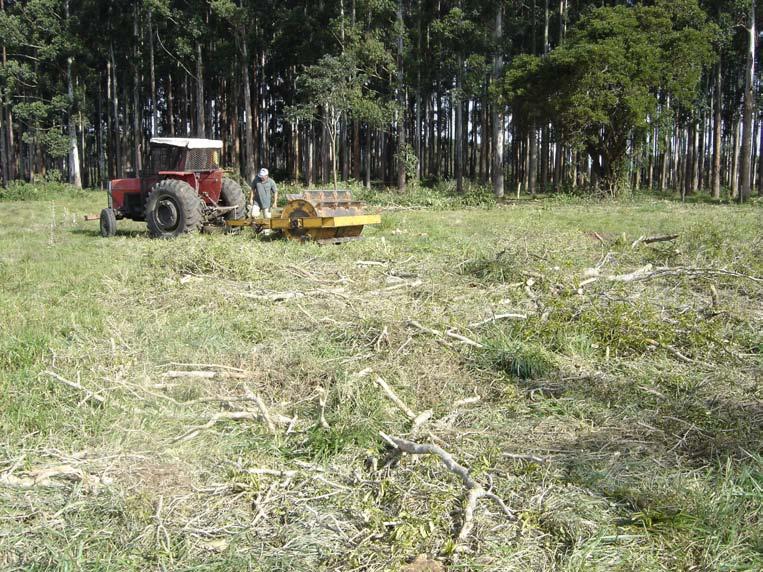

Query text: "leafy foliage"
[500, 0, 717, 193]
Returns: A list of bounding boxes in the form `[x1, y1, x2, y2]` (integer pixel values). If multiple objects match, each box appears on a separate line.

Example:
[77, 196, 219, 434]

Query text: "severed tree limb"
[316, 387, 330, 429]
[174, 411, 259, 443]
[609, 265, 762, 284]
[503, 452, 549, 463]
[468, 313, 528, 328]
[244, 468, 298, 478]
[163, 370, 247, 379]
[238, 288, 346, 302]
[44, 371, 106, 405]
[380, 433, 515, 552]
[375, 376, 417, 420]
[452, 395, 481, 408]
[164, 362, 247, 372]
[631, 234, 679, 249]
[445, 329, 485, 349]
[406, 320, 486, 349]
[244, 386, 276, 434]
[406, 320, 442, 337]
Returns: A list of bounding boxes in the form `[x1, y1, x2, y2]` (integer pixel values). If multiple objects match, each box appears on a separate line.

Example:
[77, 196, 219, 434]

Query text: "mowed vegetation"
[0, 187, 761, 571]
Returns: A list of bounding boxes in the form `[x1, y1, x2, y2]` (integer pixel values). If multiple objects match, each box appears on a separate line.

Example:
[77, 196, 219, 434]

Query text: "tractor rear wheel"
[145, 179, 203, 238]
[219, 178, 246, 220]
[99, 208, 117, 237]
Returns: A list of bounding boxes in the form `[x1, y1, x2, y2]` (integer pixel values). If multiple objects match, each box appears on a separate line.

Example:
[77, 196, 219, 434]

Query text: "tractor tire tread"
[219, 178, 246, 220]
[100, 207, 117, 237]
[145, 179, 203, 238]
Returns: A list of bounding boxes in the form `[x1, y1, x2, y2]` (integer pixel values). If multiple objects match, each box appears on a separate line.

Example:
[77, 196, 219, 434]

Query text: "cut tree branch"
[380, 433, 515, 552]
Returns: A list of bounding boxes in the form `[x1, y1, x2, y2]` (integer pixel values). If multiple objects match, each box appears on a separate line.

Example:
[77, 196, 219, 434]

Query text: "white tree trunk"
[66, 60, 81, 188]
[739, 0, 756, 202]
[492, 4, 504, 198]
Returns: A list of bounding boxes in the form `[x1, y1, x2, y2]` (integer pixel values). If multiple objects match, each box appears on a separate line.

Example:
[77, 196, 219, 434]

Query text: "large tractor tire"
[99, 208, 117, 237]
[145, 179, 203, 238]
[219, 177, 246, 220]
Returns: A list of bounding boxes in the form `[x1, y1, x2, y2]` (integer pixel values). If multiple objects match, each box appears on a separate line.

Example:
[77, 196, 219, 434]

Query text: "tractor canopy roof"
[149, 137, 223, 150]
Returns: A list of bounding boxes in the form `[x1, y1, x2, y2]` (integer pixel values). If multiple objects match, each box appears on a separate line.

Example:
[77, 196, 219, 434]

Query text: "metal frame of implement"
[225, 213, 382, 244]
[226, 214, 381, 231]
[224, 190, 381, 243]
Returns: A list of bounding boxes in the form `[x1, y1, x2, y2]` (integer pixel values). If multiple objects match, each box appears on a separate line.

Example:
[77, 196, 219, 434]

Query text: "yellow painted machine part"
[224, 190, 380, 242]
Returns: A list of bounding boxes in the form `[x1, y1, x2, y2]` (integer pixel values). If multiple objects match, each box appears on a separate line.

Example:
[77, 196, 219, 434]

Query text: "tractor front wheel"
[219, 178, 246, 220]
[100, 208, 117, 237]
[145, 179, 203, 238]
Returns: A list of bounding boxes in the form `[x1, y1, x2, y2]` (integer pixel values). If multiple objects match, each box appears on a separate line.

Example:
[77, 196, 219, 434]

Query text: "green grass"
[0, 187, 760, 570]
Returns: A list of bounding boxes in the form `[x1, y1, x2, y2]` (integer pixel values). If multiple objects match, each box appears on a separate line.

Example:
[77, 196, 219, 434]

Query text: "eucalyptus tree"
[500, 0, 717, 194]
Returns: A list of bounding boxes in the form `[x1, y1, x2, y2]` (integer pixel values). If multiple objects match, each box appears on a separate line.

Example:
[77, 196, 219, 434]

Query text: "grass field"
[0, 186, 761, 571]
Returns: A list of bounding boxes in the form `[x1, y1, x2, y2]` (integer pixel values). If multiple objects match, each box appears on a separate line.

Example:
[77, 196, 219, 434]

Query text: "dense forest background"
[0, 0, 759, 200]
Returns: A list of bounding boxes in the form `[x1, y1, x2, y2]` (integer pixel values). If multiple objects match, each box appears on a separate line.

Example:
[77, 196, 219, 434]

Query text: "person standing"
[251, 168, 278, 218]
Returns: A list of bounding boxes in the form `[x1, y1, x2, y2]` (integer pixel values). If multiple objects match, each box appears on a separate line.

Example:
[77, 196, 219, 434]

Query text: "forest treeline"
[0, 0, 759, 199]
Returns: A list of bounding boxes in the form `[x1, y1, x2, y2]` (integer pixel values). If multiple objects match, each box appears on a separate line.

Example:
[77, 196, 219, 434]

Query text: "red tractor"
[100, 138, 246, 238]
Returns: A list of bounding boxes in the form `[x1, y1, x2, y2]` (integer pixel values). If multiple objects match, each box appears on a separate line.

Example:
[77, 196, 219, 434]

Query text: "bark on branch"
[380, 433, 516, 551]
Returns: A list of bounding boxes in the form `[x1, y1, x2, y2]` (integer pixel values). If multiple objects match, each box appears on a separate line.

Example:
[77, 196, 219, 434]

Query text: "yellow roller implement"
[226, 190, 381, 244]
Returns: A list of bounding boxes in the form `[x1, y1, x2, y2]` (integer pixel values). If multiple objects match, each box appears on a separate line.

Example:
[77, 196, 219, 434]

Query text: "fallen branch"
[608, 264, 654, 282]
[609, 265, 762, 284]
[165, 362, 247, 372]
[239, 288, 346, 302]
[645, 339, 707, 366]
[452, 395, 481, 408]
[163, 370, 247, 380]
[406, 320, 442, 337]
[244, 468, 298, 478]
[502, 452, 549, 464]
[380, 433, 515, 552]
[244, 386, 276, 434]
[174, 411, 257, 442]
[316, 387, 330, 429]
[375, 376, 417, 420]
[468, 313, 528, 328]
[374, 326, 390, 352]
[0, 463, 109, 491]
[44, 371, 106, 405]
[631, 234, 679, 249]
[355, 260, 388, 267]
[381, 279, 423, 292]
[445, 330, 485, 349]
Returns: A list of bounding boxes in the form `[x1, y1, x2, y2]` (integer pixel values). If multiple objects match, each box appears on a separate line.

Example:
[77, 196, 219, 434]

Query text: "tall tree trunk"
[1, 0, 14, 181]
[758, 118, 763, 196]
[364, 124, 371, 189]
[396, 0, 406, 191]
[195, 41, 206, 138]
[684, 121, 694, 199]
[730, 118, 740, 198]
[240, 33, 255, 184]
[529, 124, 537, 195]
[132, 4, 142, 173]
[321, 118, 330, 184]
[148, 9, 157, 136]
[738, 0, 756, 202]
[492, 3, 504, 197]
[0, 93, 6, 187]
[554, 134, 563, 192]
[352, 120, 361, 180]
[167, 75, 175, 135]
[108, 45, 120, 177]
[306, 126, 314, 186]
[455, 55, 464, 193]
[97, 74, 105, 187]
[0, 0, 6, 185]
[65, 0, 81, 187]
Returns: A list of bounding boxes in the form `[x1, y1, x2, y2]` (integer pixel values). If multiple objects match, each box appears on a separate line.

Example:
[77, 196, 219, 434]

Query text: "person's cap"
[258, 168, 269, 177]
